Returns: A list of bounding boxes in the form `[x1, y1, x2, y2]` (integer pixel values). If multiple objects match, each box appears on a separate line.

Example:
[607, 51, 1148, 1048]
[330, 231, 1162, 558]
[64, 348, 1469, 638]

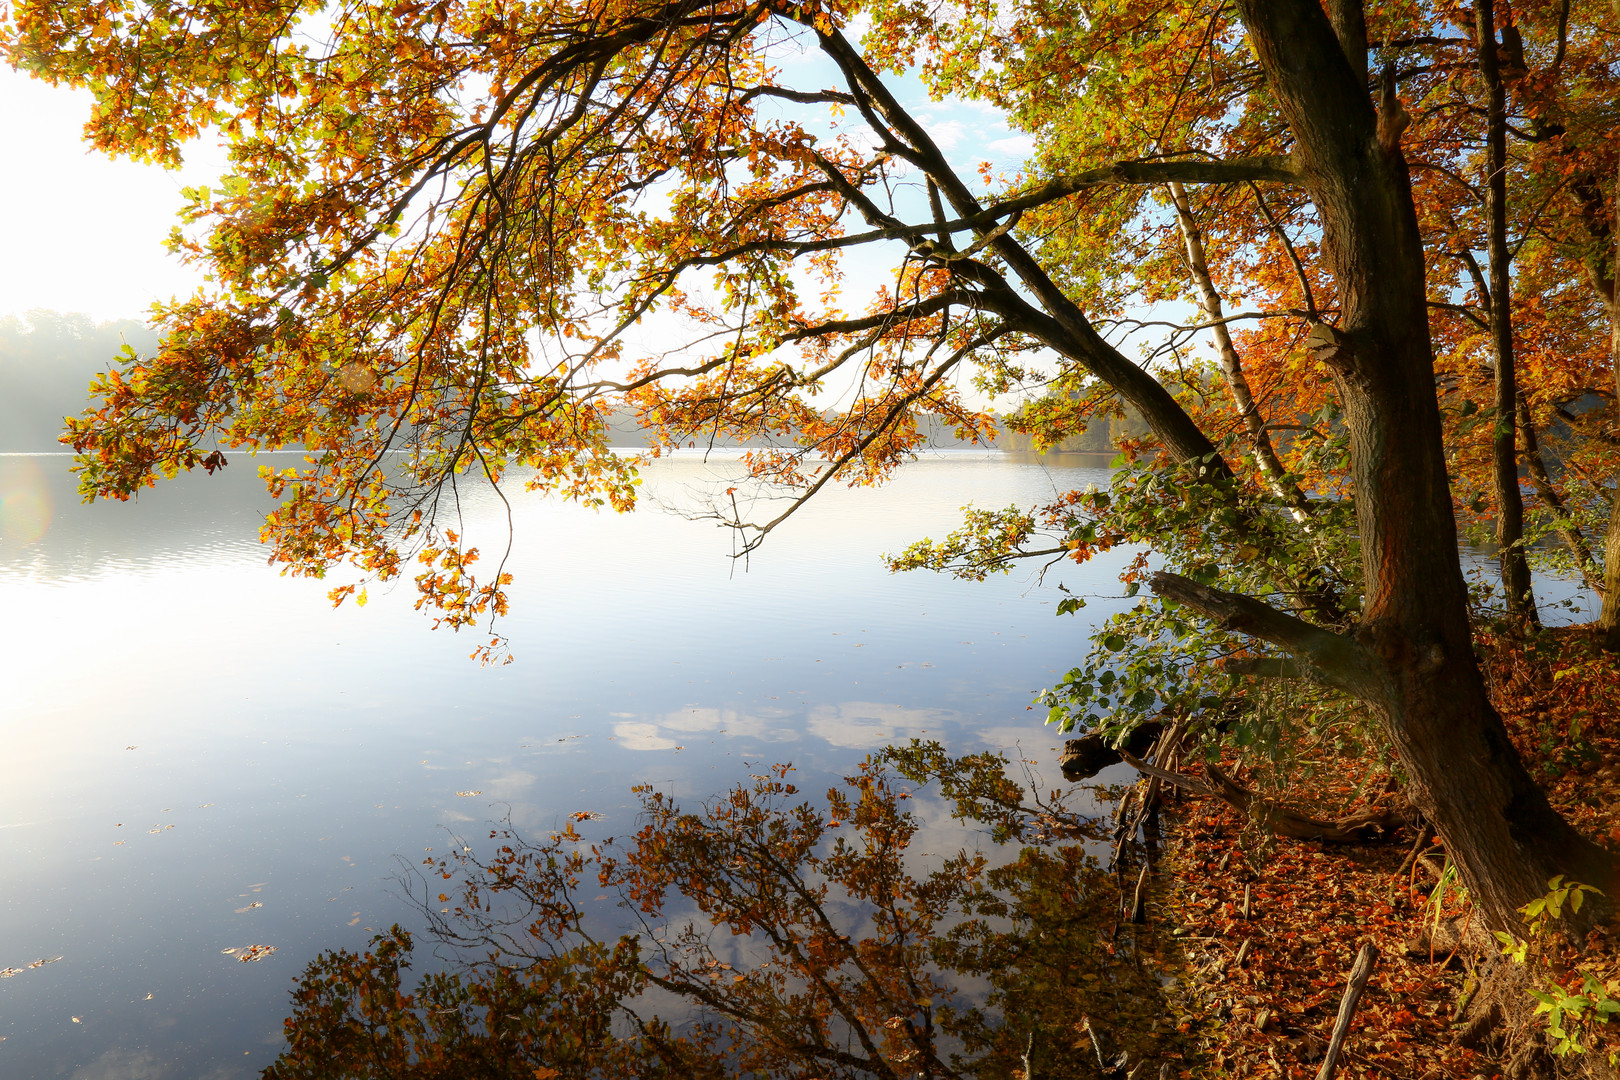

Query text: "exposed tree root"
[1118, 750, 1408, 843]
[1451, 951, 1620, 1080]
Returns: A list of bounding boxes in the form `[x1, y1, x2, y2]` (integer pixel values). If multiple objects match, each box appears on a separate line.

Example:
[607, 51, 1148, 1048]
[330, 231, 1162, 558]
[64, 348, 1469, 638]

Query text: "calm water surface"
[0, 450, 1130, 1079]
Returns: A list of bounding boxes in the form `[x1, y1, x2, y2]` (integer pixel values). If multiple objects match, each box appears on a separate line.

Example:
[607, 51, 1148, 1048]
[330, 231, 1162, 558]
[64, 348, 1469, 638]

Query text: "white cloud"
[611, 721, 680, 750]
[610, 706, 803, 750]
[987, 135, 1037, 159]
[805, 700, 955, 749]
[925, 120, 967, 149]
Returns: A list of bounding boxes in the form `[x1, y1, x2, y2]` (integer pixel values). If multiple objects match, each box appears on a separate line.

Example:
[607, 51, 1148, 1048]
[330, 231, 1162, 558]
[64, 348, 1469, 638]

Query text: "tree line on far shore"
[1, 311, 1144, 456]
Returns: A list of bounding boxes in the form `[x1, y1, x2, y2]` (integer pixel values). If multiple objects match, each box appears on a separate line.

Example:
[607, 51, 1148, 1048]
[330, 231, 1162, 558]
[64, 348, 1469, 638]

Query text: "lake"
[0, 449, 1131, 1079]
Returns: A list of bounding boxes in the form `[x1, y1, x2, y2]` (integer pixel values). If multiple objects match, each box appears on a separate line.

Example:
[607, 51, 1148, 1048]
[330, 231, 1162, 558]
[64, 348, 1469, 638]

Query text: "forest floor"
[1144, 624, 1620, 1080]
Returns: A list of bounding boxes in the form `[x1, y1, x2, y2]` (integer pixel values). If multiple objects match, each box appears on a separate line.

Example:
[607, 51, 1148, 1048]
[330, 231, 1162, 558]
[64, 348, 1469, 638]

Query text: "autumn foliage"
[5, 0, 1620, 1015]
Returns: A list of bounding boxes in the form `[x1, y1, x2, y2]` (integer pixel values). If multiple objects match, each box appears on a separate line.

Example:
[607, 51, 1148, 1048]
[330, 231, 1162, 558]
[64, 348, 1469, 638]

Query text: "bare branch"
[1118, 752, 1406, 842]
[1149, 571, 1380, 696]
[736, 85, 856, 107]
[1222, 656, 1307, 678]
[988, 156, 1300, 220]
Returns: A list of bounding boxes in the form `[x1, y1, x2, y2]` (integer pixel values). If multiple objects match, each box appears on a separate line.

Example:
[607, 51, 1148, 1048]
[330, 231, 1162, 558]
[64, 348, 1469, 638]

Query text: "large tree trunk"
[1475, 0, 1537, 627]
[1184, 0, 1618, 931]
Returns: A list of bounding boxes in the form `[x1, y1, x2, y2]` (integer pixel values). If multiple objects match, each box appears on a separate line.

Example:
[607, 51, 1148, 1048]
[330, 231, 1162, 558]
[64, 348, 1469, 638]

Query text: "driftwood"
[1109, 720, 1187, 871]
[1112, 786, 1138, 829]
[1132, 718, 1185, 830]
[1116, 752, 1407, 843]
[1059, 721, 1167, 781]
[1316, 944, 1378, 1080]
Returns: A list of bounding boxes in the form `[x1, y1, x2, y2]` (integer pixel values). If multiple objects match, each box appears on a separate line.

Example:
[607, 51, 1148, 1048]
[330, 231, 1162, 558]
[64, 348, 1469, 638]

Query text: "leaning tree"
[4, 0, 1616, 929]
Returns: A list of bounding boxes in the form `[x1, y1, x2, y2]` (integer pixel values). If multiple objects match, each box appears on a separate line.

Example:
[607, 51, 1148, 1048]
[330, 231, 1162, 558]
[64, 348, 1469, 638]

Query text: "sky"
[0, 50, 1037, 329]
[0, 66, 223, 324]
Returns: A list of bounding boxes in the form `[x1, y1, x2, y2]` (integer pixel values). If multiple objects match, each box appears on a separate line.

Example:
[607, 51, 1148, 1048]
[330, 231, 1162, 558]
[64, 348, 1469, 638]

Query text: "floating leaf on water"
[17, 957, 64, 972]
[456, 790, 482, 797]
[237, 945, 276, 962]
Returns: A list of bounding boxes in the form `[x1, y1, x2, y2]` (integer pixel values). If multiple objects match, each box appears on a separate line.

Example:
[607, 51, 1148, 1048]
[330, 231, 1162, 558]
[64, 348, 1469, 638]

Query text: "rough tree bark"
[1475, 0, 1537, 626]
[1156, 0, 1617, 931]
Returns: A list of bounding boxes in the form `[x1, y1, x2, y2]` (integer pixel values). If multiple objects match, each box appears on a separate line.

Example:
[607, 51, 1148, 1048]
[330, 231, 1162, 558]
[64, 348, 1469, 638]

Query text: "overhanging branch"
[1150, 571, 1381, 697]
[986, 156, 1299, 219]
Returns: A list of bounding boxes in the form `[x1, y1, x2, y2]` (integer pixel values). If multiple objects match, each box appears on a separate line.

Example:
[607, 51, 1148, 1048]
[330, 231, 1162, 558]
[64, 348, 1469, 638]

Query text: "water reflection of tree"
[265, 746, 1190, 1079]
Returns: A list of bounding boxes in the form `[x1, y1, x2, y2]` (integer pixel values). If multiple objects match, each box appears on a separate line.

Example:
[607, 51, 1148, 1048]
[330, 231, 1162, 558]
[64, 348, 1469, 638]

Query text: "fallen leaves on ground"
[1145, 626, 1620, 1079]
[1153, 802, 1485, 1080]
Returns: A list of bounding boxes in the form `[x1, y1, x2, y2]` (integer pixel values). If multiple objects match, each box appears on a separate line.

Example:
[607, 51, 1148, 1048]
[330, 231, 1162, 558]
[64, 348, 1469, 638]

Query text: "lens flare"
[337, 362, 377, 393]
[0, 458, 53, 546]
